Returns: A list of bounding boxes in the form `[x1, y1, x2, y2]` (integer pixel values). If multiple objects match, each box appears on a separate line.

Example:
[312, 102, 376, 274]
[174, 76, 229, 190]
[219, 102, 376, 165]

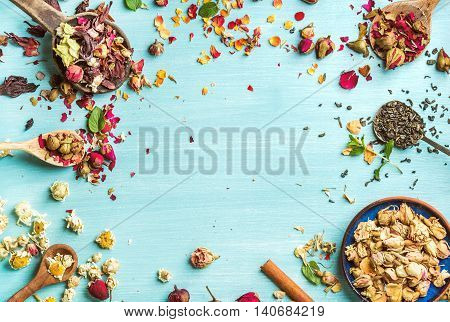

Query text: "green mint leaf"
[384, 139, 394, 159]
[301, 262, 321, 285]
[309, 260, 321, 272]
[198, 1, 219, 18]
[88, 106, 105, 133]
[125, 0, 142, 11]
[349, 146, 365, 156]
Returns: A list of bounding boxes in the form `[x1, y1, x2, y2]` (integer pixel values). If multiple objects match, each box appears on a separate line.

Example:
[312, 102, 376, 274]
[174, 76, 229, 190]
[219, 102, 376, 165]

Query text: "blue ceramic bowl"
[341, 196, 450, 302]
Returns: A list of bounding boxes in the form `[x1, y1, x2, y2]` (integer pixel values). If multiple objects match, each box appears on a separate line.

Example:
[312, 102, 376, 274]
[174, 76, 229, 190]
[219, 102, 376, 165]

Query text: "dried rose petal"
[294, 12, 305, 21]
[298, 38, 314, 54]
[236, 292, 260, 302]
[188, 4, 198, 19]
[339, 70, 359, 90]
[6, 33, 40, 56]
[210, 45, 221, 59]
[362, 0, 375, 12]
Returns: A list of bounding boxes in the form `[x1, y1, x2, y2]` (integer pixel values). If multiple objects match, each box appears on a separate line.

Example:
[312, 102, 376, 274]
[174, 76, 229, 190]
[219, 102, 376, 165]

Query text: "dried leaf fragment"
[346, 120, 362, 135]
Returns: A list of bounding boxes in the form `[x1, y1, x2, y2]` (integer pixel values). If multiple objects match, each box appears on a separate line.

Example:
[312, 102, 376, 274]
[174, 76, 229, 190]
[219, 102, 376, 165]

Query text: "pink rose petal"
[339, 70, 359, 90]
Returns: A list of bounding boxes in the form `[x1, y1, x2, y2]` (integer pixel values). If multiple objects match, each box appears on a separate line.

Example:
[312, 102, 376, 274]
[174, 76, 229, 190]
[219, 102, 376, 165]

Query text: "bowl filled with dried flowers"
[341, 196, 449, 302]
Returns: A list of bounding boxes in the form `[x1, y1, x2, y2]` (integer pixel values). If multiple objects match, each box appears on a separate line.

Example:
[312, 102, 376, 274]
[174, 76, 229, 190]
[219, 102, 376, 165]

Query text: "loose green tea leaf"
[301, 262, 321, 285]
[125, 0, 142, 11]
[198, 1, 219, 18]
[88, 106, 105, 133]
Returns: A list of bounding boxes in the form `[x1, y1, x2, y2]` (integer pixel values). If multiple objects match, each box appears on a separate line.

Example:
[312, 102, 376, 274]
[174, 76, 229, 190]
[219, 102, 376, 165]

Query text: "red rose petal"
[338, 44, 345, 51]
[294, 12, 305, 21]
[340, 36, 349, 42]
[339, 70, 359, 90]
[168, 36, 177, 44]
[247, 85, 253, 92]
[362, 0, 374, 12]
[60, 112, 68, 122]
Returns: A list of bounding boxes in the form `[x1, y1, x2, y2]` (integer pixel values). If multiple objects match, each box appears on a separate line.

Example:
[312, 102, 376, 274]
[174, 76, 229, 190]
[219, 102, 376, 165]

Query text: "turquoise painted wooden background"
[0, 0, 448, 302]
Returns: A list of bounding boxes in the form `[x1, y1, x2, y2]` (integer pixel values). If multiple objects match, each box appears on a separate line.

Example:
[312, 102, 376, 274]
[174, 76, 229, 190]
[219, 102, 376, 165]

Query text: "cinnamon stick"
[261, 259, 313, 302]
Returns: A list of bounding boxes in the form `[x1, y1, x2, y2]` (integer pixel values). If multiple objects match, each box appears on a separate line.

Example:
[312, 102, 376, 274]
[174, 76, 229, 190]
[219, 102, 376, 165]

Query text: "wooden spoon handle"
[9, 0, 66, 33]
[0, 142, 28, 151]
[8, 277, 44, 302]
[422, 136, 450, 156]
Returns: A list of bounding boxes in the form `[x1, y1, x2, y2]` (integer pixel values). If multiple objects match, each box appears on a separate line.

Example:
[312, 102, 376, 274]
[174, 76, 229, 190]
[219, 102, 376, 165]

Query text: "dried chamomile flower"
[16, 234, 29, 247]
[47, 253, 74, 280]
[102, 258, 120, 275]
[67, 275, 81, 288]
[90, 252, 102, 263]
[62, 288, 76, 302]
[0, 245, 9, 260]
[157, 268, 172, 283]
[50, 181, 70, 201]
[273, 290, 286, 300]
[32, 217, 49, 236]
[14, 201, 35, 226]
[3, 236, 18, 251]
[43, 296, 57, 302]
[96, 229, 116, 249]
[77, 263, 90, 278]
[9, 250, 31, 270]
[0, 214, 8, 235]
[106, 274, 118, 290]
[87, 263, 103, 281]
[65, 211, 84, 234]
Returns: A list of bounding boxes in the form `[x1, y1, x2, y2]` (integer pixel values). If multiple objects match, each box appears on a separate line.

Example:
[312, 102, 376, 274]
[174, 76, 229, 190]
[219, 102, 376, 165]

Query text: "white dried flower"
[67, 275, 81, 288]
[50, 181, 70, 201]
[90, 252, 102, 263]
[0, 245, 9, 259]
[87, 263, 102, 281]
[77, 263, 90, 278]
[65, 211, 84, 234]
[0, 214, 8, 235]
[106, 275, 119, 290]
[273, 290, 286, 300]
[2, 236, 18, 251]
[61, 288, 76, 302]
[157, 268, 172, 283]
[16, 234, 29, 247]
[14, 201, 34, 226]
[102, 258, 120, 275]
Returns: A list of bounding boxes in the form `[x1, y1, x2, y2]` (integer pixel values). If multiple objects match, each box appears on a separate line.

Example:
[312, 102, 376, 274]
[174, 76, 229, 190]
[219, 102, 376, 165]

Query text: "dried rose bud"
[148, 39, 165, 56]
[236, 292, 260, 302]
[155, 0, 168, 7]
[168, 285, 190, 302]
[88, 279, 109, 301]
[26, 243, 39, 256]
[89, 152, 104, 169]
[385, 48, 405, 70]
[315, 36, 335, 59]
[298, 38, 314, 54]
[302, 0, 318, 4]
[45, 135, 60, 151]
[78, 161, 91, 176]
[436, 48, 449, 73]
[131, 59, 145, 75]
[347, 39, 369, 57]
[93, 44, 109, 59]
[100, 144, 116, 162]
[65, 65, 84, 83]
[375, 32, 397, 51]
[300, 23, 314, 39]
[190, 247, 220, 269]
[128, 75, 142, 93]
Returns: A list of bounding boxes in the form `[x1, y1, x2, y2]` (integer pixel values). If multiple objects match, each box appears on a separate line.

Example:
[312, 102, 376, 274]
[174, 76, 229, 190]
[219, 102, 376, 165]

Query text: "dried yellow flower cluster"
[96, 230, 116, 249]
[345, 203, 449, 302]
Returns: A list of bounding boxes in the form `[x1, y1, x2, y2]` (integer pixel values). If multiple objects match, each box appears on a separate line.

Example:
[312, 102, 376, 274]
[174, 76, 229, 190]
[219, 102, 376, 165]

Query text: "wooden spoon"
[8, 244, 78, 302]
[9, 0, 132, 94]
[0, 130, 85, 167]
[369, 0, 440, 59]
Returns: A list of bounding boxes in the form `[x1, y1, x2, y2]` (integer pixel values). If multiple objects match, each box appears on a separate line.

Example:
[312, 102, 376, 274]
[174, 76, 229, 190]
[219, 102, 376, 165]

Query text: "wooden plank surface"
[0, 0, 448, 302]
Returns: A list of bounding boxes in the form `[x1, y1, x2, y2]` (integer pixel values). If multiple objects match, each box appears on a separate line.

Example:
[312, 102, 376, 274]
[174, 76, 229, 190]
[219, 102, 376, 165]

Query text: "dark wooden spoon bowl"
[9, 0, 132, 94]
[8, 244, 78, 302]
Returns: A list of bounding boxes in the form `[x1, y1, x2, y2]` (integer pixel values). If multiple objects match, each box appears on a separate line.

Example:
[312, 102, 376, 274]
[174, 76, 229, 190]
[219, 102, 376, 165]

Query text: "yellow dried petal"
[273, 0, 282, 9]
[284, 20, 294, 30]
[49, 261, 66, 278]
[269, 36, 281, 47]
[159, 27, 171, 40]
[318, 73, 326, 84]
[175, 8, 182, 16]
[154, 15, 164, 28]
[241, 15, 250, 25]
[156, 70, 167, 79]
[267, 15, 276, 23]
[202, 87, 208, 95]
[307, 67, 316, 75]
[346, 120, 362, 135]
[364, 145, 377, 165]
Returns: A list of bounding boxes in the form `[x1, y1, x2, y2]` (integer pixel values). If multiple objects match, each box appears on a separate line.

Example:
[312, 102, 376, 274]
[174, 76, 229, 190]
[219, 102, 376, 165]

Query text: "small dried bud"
[300, 23, 314, 39]
[78, 161, 91, 176]
[148, 39, 165, 56]
[168, 285, 190, 302]
[190, 247, 220, 269]
[236, 292, 260, 302]
[89, 152, 104, 169]
[436, 48, 449, 73]
[154, 0, 168, 7]
[128, 75, 142, 93]
[65, 65, 84, 83]
[93, 44, 109, 59]
[347, 39, 369, 57]
[436, 240, 450, 259]
[45, 135, 60, 151]
[48, 88, 59, 102]
[26, 243, 39, 256]
[298, 38, 314, 54]
[315, 36, 335, 59]
[385, 48, 405, 70]
[58, 143, 72, 155]
[88, 279, 109, 301]
[375, 32, 397, 51]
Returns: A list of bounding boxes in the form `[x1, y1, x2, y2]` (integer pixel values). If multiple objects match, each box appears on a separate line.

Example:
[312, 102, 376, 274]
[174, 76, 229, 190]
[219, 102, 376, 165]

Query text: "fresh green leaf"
[384, 139, 394, 159]
[309, 260, 320, 272]
[301, 262, 321, 285]
[125, 0, 142, 11]
[88, 106, 105, 133]
[198, 1, 219, 18]
[349, 146, 365, 156]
